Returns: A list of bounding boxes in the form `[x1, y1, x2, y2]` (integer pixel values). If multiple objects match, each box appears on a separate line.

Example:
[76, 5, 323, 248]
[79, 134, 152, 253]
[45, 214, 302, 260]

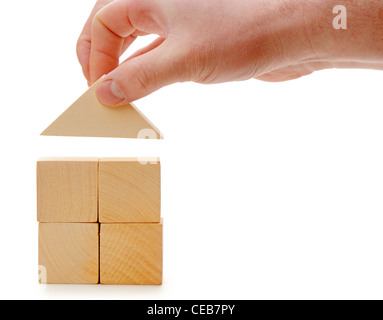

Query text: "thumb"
[96, 42, 189, 106]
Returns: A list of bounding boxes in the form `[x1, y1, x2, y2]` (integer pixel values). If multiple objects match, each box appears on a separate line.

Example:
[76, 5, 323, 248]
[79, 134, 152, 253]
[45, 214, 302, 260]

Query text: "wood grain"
[38, 223, 99, 284]
[99, 158, 161, 223]
[41, 78, 162, 139]
[100, 222, 163, 285]
[37, 158, 99, 222]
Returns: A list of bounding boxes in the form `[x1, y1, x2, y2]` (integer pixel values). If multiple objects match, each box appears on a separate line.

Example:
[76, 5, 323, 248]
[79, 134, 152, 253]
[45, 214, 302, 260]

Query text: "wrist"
[302, 0, 383, 64]
[261, 1, 332, 71]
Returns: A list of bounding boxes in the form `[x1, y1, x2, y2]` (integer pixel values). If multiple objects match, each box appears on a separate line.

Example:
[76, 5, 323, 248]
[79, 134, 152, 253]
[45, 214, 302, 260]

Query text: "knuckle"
[93, 8, 109, 29]
[129, 61, 152, 92]
[76, 37, 90, 54]
[93, 11, 104, 27]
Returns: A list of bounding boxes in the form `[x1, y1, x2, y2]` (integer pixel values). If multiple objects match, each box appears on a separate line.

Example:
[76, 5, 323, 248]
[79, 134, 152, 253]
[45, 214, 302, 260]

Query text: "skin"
[76, 0, 383, 106]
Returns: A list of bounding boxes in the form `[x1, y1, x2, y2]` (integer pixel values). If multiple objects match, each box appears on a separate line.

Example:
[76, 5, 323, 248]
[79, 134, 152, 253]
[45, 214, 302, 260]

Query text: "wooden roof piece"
[41, 79, 162, 139]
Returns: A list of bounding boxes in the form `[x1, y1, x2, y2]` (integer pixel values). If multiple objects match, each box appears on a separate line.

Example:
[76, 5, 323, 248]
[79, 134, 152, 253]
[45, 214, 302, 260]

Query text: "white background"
[1, 0, 383, 300]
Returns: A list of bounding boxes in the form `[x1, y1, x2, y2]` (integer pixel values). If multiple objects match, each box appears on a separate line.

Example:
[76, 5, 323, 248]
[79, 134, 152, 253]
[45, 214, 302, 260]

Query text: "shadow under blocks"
[37, 157, 163, 285]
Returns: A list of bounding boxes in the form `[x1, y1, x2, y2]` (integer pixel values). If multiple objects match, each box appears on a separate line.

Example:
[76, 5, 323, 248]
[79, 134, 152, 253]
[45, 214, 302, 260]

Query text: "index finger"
[89, 0, 165, 83]
[77, 0, 114, 82]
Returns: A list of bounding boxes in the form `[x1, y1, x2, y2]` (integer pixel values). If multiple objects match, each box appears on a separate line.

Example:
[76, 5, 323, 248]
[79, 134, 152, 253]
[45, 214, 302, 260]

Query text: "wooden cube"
[38, 223, 99, 284]
[99, 158, 161, 222]
[37, 158, 99, 222]
[100, 222, 163, 285]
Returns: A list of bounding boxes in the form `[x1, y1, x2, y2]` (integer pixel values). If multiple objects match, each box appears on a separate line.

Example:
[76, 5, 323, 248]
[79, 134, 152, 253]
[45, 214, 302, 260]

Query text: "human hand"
[77, 0, 383, 106]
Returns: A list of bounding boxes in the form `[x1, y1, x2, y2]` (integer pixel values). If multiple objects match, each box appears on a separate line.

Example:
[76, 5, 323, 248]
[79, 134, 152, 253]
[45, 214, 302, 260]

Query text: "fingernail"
[96, 79, 125, 106]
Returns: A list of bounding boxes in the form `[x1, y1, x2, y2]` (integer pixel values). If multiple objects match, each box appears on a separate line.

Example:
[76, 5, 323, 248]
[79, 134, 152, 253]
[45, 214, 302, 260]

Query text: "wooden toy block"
[100, 222, 163, 285]
[41, 78, 162, 139]
[37, 158, 99, 223]
[38, 223, 99, 284]
[99, 158, 161, 223]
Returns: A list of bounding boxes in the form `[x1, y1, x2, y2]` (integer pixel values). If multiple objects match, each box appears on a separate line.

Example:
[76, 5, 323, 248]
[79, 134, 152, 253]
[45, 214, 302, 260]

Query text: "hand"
[77, 0, 383, 106]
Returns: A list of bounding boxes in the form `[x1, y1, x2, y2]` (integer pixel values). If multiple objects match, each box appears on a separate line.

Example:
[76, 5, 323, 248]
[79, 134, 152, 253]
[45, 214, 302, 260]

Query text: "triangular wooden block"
[41, 79, 162, 139]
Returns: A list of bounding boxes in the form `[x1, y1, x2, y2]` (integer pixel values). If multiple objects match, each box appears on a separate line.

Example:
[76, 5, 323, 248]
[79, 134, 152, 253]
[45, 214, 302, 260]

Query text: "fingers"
[96, 41, 188, 106]
[77, 0, 114, 82]
[90, 0, 165, 83]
